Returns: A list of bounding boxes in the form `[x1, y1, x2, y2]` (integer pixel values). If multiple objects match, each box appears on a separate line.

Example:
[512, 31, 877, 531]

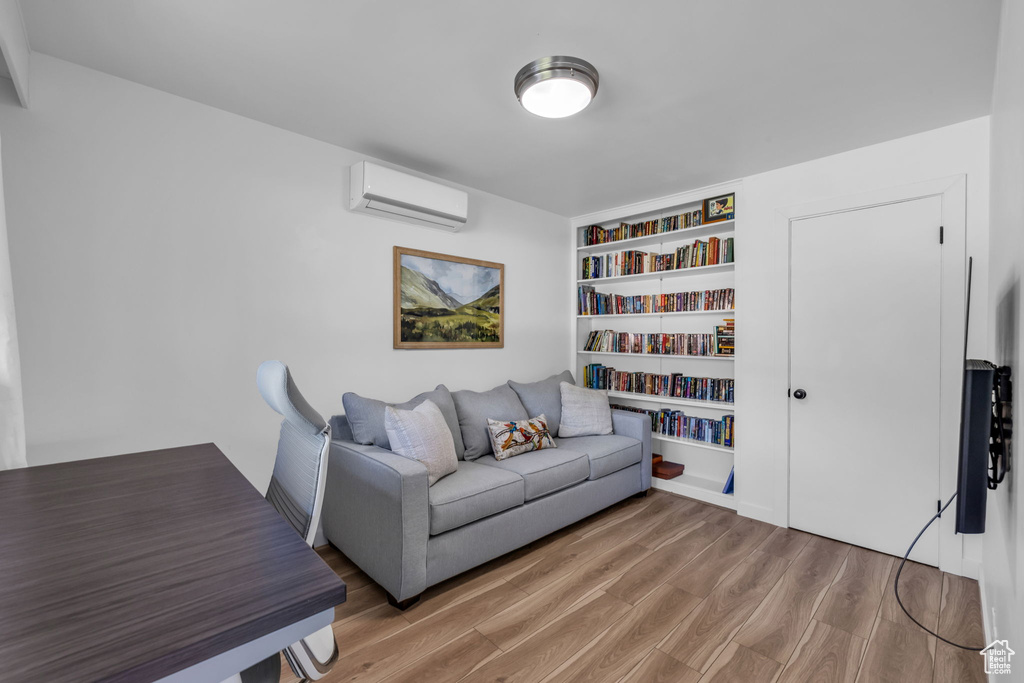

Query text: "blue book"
[722, 467, 735, 495]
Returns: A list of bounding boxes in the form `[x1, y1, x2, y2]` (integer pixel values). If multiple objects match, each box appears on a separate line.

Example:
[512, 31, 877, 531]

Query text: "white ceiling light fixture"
[514, 56, 599, 119]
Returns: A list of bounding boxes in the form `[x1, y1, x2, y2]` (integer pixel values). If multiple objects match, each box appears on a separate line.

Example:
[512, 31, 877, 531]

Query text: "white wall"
[0, 54, 572, 489]
[737, 118, 990, 574]
[982, 0, 1024, 651]
[0, 131, 26, 469]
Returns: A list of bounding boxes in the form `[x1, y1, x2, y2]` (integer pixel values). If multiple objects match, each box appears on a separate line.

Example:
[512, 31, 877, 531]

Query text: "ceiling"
[19, 0, 1001, 217]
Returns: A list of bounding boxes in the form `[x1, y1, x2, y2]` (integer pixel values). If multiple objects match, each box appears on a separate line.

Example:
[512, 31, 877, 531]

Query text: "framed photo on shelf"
[702, 193, 735, 224]
[393, 246, 504, 349]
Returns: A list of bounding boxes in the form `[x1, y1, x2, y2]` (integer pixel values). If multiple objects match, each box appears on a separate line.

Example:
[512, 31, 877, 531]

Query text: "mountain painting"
[393, 247, 504, 348]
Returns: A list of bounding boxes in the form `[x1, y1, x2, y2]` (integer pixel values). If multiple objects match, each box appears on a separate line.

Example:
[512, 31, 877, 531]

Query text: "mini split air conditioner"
[349, 161, 468, 232]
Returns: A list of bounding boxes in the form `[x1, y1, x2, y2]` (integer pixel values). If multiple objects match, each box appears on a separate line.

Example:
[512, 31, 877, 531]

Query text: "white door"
[789, 196, 942, 564]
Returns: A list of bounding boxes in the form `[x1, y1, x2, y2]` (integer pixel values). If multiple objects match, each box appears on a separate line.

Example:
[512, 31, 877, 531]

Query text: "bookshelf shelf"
[652, 434, 733, 453]
[577, 261, 734, 285]
[651, 473, 735, 509]
[574, 186, 739, 508]
[576, 221, 736, 254]
[608, 391, 735, 412]
[577, 309, 734, 320]
[579, 350, 735, 361]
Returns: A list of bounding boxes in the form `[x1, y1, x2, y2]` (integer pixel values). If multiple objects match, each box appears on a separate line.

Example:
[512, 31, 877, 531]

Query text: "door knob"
[793, 389, 807, 400]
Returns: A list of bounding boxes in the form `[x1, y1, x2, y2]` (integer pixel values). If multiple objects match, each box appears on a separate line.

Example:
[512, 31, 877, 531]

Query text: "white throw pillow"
[558, 382, 613, 437]
[384, 399, 458, 486]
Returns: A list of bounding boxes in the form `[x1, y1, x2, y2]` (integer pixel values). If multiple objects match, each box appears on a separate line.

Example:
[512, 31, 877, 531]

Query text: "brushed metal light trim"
[513, 55, 599, 104]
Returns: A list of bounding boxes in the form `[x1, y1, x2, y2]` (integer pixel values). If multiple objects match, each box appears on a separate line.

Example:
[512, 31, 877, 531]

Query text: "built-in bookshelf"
[573, 185, 739, 509]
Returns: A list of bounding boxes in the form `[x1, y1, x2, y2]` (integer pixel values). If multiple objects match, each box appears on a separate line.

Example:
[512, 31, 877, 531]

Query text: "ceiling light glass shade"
[514, 56, 599, 118]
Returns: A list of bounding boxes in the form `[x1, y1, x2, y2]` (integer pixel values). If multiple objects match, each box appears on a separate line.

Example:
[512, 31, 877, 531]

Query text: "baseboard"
[978, 566, 996, 646]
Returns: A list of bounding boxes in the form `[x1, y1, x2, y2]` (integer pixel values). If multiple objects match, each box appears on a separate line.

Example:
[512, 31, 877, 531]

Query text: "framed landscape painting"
[394, 247, 504, 349]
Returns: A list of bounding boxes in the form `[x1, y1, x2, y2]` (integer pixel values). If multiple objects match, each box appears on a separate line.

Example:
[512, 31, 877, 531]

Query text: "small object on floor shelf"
[652, 453, 663, 465]
[722, 467, 735, 494]
[653, 460, 685, 480]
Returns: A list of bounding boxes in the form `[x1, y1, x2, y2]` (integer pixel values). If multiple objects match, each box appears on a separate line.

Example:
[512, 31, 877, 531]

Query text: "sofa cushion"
[556, 434, 643, 480]
[558, 382, 613, 437]
[343, 384, 466, 458]
[487, 414, 557, 461]
[475, 449, 590, 501]
[451, 384, 528, 460]
[428, 460, 525, 535]
[508, 370, 575, 437]
[384, 400, 458, 486]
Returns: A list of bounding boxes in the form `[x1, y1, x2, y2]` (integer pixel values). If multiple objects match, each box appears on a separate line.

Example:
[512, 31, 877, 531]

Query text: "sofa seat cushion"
[428, 460, 525, 535]
[556, 434, 643, 480]
[475, 449, 590, 501]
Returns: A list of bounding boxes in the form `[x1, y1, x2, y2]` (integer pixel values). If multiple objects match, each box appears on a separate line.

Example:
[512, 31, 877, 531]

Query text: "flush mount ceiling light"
[514, 56, 599, 119]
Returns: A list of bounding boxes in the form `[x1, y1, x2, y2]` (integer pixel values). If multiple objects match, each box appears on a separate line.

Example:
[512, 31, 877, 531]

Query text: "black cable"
[893, 491, 985, 651]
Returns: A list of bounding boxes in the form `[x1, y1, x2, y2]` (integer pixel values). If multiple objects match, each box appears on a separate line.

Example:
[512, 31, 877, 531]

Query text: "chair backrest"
[257, 360, 330, 547]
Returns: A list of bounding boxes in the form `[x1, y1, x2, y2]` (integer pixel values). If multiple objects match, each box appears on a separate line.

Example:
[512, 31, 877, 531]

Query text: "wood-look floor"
[286, 491, 986, 683]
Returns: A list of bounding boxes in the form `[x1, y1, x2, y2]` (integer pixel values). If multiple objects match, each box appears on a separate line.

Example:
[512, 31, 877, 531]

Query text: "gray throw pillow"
[558, 381, 613, 437]
[508, 370, 575, 437]
[384, 400, 458, 486]
[342, 384, 466, 458]
[451, 384, 528, 460]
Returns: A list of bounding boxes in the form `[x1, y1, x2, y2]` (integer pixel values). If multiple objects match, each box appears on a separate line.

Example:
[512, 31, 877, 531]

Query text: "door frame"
[774, 175, 967, 574]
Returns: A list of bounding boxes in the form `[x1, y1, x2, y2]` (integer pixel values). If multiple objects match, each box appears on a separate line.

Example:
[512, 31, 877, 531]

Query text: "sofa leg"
[633, 489, 650, 499]
[386, 591, 421, 611]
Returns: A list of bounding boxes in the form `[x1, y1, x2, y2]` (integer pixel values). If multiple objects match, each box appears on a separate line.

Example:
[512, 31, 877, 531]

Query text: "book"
[722, 467, 735, 494]
[577, 286, 735, 316]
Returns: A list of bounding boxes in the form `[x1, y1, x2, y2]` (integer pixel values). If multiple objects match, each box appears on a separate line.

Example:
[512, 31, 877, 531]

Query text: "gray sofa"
[321, 371, 652, 608]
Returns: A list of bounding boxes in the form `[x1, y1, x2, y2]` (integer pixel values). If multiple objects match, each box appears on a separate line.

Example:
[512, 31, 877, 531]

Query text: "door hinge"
[939, 225, 944, 244]
[787, 388, 791, 397]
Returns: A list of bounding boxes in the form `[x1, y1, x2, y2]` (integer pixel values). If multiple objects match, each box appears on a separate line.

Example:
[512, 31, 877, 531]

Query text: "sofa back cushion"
[384, 400, 458, 486]
[451, 384, 528, 460]
[508, 370, 575, 437]
[342, 384, 466, 458]
[558, 382, 614, 437]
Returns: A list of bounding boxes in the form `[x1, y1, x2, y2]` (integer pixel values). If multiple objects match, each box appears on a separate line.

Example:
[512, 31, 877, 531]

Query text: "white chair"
[223, 361, 338, 683]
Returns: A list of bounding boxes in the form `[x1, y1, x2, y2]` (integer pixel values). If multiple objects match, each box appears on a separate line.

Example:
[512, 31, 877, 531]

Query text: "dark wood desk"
[0, 443, 347, 683]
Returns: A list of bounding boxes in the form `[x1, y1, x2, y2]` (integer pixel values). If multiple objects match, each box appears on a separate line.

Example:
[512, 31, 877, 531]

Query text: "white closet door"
[789, 196, 942, 564]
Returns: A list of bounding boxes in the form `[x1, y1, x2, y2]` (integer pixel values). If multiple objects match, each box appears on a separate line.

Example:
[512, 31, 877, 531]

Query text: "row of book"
[583, 365, 735, 403]
[714, 320, 735, 357]
[582, 208, 709, 246]
[580, 237, 734, 280]
[578, 286, 735, 316]
[583, 329, 725, 357]
[611, 404, 735, 448]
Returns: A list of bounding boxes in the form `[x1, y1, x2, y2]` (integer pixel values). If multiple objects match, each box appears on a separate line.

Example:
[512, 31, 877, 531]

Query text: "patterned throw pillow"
[486, 414, 557, 461]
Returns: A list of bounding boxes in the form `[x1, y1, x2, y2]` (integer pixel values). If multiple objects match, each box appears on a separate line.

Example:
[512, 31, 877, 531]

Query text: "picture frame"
[394, 246, 504, 349]
[702, 193, 735, 224]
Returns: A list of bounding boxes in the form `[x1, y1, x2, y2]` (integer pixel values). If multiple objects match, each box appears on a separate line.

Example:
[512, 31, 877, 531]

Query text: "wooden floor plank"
[459, 591, 632, 683]
[329, 580, 527, 682]
[669, 518, 776, 597]
[659, 550, 791, 673]
[855, 618, 933, 683]
[937, 573, 985, 645]
[544, 584, 702, 683]
[777, 619, 865, 683]
[758, 527, 813, 561]
[734, 542, 849, 663]
[933, 642, 987, 683]
[878, 560, 941, 633]
[381, 629, 500, 683]
[618, 649, 701, 683]
[932, 573, 986, 683]
[310, 496, 987, 683]
[605, 521, 734, 605]
[813, 547, 893, 639]
[627, 498, 711, 550]
[477, 541, 650, 651]
[699, 642, 782, 683]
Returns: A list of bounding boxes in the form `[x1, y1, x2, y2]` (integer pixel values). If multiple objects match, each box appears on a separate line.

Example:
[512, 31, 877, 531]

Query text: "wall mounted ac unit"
[349, 161, 468, 232]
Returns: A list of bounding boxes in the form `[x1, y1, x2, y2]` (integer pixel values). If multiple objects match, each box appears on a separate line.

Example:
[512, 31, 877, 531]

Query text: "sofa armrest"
[321, 439, 429, 601]
[611, 409, 652, 491]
